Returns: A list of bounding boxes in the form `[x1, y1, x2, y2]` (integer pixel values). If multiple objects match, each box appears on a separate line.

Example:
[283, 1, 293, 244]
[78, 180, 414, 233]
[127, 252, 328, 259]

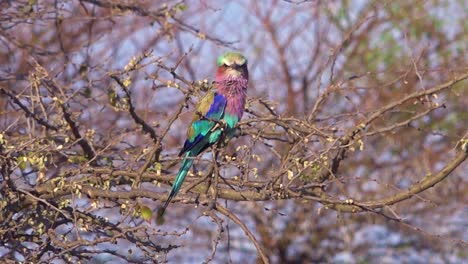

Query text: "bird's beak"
[231, 64, 242, 70]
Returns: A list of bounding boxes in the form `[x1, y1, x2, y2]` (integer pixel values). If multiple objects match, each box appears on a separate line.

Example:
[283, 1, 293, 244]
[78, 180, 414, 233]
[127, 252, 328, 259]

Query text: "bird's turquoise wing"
[178, 92, 227, 156]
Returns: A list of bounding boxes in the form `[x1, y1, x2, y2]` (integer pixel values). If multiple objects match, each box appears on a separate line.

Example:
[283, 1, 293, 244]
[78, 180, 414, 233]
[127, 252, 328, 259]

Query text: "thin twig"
[216, 204, 270, 264]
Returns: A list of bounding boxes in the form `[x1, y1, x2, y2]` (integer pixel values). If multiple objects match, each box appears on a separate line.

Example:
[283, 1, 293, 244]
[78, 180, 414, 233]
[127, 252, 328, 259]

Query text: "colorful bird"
[158, 52, 249, 218]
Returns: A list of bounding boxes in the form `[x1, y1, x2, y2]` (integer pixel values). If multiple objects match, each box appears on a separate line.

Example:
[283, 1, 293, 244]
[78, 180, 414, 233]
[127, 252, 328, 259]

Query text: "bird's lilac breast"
[216, 77, 248, 120]
[225, 94, 246, 120]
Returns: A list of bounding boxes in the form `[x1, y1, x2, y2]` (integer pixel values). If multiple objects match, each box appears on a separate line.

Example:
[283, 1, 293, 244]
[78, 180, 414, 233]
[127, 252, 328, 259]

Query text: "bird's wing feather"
[178, 92, 226, 156]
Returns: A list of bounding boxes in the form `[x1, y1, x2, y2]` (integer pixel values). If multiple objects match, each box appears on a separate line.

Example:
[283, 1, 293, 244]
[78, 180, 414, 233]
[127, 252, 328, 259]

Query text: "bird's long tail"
[158, 153, 194, 218]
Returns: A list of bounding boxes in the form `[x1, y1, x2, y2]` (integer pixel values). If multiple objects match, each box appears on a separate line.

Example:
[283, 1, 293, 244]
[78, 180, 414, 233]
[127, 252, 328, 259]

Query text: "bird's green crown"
[217, 52, 247, 67]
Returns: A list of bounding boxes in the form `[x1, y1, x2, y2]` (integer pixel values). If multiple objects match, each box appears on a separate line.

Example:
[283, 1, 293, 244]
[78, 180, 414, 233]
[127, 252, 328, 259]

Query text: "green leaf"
[18, 156, 28, 171]
[108, 88, 118, 107]
[177, 4, 187, 12]
[139, 205, 153, 222]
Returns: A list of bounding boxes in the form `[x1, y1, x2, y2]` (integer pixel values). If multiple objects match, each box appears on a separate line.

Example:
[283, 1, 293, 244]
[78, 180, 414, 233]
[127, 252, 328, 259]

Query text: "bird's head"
[215, 52, 248, 81]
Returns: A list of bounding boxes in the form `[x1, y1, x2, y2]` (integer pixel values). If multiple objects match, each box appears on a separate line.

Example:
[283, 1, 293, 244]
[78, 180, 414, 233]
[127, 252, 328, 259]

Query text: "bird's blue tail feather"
[158, 153, 194, 217]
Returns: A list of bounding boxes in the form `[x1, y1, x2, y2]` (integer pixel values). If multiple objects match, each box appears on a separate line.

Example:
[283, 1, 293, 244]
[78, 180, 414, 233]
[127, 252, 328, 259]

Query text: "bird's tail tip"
[155, 207, 166, 225]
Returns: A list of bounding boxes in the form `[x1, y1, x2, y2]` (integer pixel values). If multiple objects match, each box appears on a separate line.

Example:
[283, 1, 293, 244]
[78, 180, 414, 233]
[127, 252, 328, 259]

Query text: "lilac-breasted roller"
[158, 52, 249, 217]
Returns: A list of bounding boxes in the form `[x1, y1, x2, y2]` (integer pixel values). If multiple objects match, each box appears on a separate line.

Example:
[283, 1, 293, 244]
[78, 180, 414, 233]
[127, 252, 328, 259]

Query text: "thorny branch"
[0, 87, 59, 131]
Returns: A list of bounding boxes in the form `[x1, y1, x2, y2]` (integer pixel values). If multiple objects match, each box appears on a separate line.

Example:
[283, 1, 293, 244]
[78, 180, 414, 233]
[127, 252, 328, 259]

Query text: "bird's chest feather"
[225, 96, 246, 120]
